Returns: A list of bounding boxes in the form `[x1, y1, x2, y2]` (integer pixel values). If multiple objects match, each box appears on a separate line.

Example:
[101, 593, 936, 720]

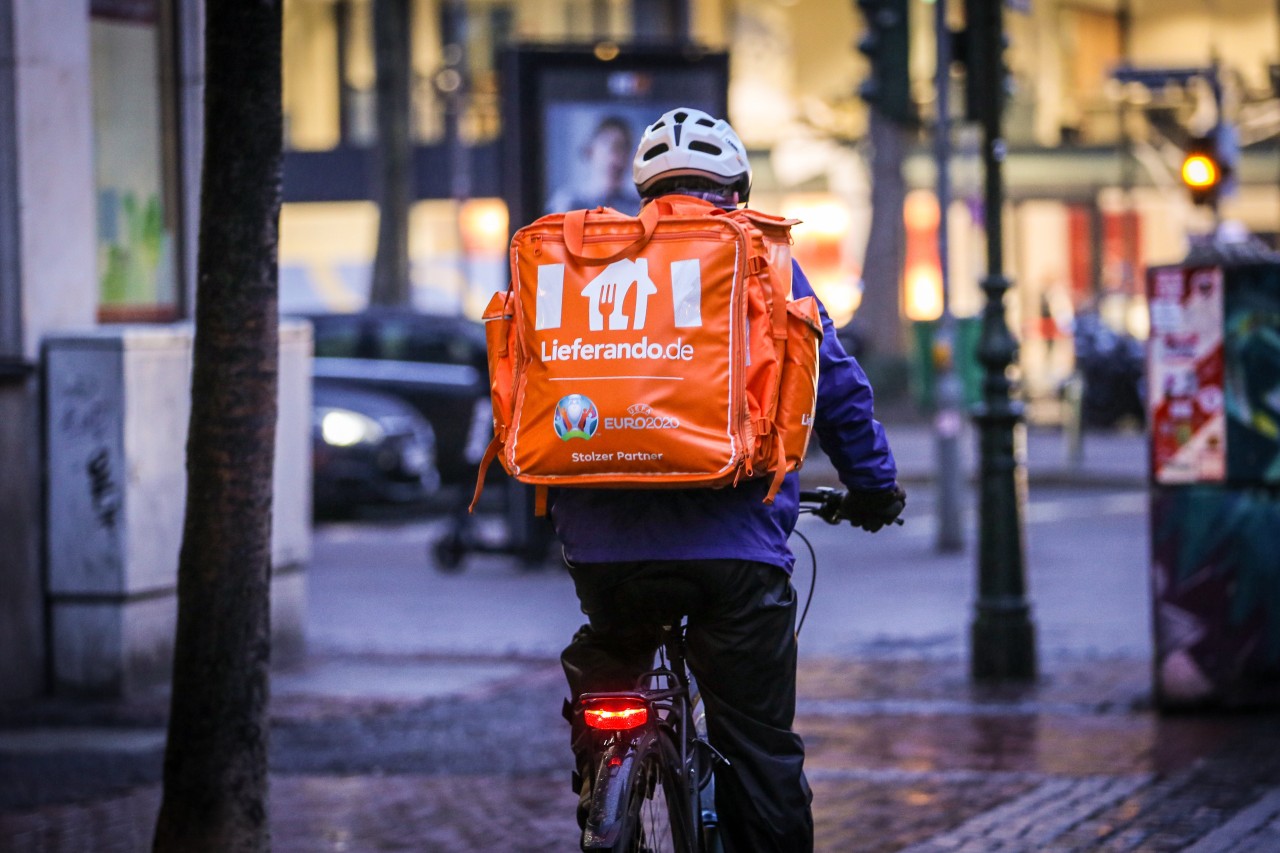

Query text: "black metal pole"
[933, 0, 964, 553]
[442, 0, 470, 204]
[966, 0, 1036, 681]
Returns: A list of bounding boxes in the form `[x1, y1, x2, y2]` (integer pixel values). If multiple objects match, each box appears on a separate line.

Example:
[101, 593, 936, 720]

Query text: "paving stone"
[1181, 788, 1280, 853]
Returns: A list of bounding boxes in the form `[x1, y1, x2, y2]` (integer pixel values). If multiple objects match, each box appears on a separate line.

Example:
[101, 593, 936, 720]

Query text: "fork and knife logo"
[535, 258, 704, 333]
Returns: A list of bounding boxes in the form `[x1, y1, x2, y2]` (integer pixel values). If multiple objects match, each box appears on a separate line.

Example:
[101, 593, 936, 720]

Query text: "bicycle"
[571, 487, 893, 852]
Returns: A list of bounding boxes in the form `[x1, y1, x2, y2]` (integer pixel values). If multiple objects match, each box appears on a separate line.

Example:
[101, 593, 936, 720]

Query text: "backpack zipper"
[531, 229, 734, 246]
[725, 220, 751, 473]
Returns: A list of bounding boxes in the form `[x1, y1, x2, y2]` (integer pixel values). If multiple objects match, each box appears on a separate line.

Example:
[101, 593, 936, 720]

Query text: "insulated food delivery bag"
[473, 197, 821, 507]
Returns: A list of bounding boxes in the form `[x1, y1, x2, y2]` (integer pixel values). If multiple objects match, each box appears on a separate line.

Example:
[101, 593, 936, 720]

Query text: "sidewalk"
[885, 419, 1149, 489]
[9, 425, 1278, 853]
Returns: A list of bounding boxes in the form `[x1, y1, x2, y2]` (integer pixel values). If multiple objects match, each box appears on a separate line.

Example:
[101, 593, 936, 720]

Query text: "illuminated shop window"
[781, 193, 863, 328]
[292, 0, 510, 147]
[91, 0, 178, 322]
[279, 198, 509, 318]
[283, 0, 343, 150]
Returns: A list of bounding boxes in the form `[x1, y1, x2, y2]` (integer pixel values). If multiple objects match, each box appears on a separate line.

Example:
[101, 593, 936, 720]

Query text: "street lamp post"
[933, 0, 964, 553]
[964, 0, 1037, 681]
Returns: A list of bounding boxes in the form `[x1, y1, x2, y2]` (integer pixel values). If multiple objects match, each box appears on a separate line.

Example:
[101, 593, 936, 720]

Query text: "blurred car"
[302, 309, 492, 487]
[312, 380, 441, 518]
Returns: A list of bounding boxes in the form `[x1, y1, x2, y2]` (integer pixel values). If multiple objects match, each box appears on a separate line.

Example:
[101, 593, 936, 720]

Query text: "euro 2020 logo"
[554, 394, 599, 441]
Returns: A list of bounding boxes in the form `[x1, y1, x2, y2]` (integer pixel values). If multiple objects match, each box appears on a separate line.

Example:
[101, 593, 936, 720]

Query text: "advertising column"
[1148, 261, 1280, 708]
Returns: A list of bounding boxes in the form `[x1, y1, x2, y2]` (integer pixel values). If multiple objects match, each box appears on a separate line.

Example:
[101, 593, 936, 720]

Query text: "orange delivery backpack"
[471, 195, 822, 512]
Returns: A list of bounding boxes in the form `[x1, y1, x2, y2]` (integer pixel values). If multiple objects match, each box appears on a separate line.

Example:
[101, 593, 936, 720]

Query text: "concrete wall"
[11, 0, 97, 358]
[0, 0, 97, 701]
[44, 322, 312, 695]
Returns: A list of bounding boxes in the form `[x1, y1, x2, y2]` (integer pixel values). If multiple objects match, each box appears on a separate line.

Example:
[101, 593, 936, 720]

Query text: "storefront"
[2, 0, 1278, 699]
[275, 0, 1280, 407]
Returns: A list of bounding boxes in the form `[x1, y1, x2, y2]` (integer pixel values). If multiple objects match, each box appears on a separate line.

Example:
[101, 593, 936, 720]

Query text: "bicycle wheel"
[607, 730, 696, 853]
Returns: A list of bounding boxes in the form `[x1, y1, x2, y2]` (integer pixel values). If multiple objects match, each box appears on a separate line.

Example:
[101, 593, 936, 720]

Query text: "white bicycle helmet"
[632, 107, 752, 202]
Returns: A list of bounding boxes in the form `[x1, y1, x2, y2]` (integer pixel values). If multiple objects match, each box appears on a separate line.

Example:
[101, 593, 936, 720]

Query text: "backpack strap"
[764, 429, 788, 504]
[562, 203, 661, 265]
[748, 254, 789, 348]
[468, 433, 503, 513]
[731, 209, 793, 348]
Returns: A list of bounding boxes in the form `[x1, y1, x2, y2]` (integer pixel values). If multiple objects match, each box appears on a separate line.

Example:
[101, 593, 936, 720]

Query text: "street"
[302, 483, 1151, 663]
[5, 446, 1280, 851]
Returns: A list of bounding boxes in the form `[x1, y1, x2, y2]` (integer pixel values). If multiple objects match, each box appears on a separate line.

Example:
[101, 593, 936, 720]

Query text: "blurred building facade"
[278, 0, 1280, 398]
[1, 0, 1278, 699]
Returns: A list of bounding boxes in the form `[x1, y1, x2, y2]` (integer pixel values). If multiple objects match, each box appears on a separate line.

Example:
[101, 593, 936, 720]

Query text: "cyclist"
[553, 107, 906, 853]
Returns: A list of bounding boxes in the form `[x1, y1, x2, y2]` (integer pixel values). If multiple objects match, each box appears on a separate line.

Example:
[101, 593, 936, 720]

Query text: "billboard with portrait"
[501, 46, 729, 232]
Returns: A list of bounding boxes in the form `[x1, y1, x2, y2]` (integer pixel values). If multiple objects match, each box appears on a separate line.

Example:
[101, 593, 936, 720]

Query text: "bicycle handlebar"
[798, 487, 844, 518]
[797, 486, 905, 527]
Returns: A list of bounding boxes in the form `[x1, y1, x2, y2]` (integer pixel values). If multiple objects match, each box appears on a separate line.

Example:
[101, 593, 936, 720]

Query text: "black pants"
[561, 558, 814, 853]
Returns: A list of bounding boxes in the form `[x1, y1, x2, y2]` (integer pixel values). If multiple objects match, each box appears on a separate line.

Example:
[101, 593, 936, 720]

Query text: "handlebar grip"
[797, 487, 906, 526]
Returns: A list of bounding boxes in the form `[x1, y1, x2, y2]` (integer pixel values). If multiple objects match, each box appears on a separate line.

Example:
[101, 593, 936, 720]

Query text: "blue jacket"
[549, 260, 898, 573]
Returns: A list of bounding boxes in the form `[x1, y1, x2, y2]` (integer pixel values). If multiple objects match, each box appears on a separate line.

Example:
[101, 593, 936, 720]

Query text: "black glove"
[839, 484, 906, 532]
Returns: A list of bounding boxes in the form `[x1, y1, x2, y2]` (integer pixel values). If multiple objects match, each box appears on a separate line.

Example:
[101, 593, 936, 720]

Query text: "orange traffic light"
[1181, 153, 1219, 190]
[1180, 135, 1227, 206]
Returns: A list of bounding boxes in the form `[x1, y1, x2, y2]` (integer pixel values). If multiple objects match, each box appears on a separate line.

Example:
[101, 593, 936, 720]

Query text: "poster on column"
[1147, 265, 1226, 484]
[500, 45, 729, 234]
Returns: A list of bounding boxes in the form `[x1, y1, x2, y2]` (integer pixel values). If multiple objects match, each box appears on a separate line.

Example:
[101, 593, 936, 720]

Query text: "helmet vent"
[696, 118, 715, 127]
[642, 143, 670, 161]
[673, 111, 688, 122]
[688, 141, 722, 156]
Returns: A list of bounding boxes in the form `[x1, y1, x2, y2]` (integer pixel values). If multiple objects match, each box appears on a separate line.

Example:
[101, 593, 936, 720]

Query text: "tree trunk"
[152, 2, 282, 851]
[368, 0, 413, 307]
[856, 107, 910, 360]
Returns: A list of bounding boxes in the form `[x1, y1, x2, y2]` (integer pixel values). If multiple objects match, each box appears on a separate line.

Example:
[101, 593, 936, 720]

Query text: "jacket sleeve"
[791, 260, 899, 491]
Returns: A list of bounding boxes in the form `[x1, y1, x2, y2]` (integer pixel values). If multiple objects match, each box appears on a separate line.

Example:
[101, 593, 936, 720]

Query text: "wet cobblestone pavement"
[4, 655, 1280, 852]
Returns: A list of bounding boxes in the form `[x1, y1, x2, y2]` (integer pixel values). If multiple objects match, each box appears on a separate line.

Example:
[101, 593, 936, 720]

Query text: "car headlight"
[318, 407, 385, 447]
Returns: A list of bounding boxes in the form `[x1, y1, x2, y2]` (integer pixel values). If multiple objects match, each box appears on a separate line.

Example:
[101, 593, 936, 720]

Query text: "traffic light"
[1180, 125, 1236, 208]
[961, 0, 1011, 126]
[856, 0, 914, 125]
[1181, 141, 1219, 205]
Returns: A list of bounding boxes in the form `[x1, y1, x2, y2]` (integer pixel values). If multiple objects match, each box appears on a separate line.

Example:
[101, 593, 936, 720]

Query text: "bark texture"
[152, 1, 283, 850]
[368, 0, 413, 307]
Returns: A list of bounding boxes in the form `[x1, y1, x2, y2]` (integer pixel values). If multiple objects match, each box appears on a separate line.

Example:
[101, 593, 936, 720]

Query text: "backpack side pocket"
[470, 289, 517, 511]
[482, 289, 516, 439]
[776, 296, 822, 471]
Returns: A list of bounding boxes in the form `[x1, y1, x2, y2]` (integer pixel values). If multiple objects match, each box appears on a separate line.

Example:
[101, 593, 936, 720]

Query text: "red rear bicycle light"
[584, 700, 649, 730]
